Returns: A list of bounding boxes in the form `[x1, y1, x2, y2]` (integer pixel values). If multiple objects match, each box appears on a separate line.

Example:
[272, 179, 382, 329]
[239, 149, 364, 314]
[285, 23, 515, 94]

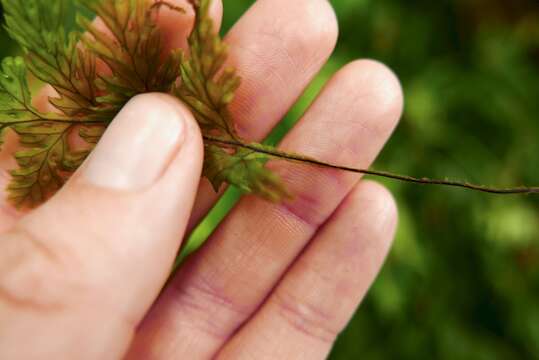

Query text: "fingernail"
[83, 94, 185, 190]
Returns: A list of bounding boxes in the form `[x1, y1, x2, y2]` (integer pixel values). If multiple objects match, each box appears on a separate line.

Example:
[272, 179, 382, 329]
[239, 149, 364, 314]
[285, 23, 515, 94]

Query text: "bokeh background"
[1, 0, 539, 358]
[217, 1, 539, 358]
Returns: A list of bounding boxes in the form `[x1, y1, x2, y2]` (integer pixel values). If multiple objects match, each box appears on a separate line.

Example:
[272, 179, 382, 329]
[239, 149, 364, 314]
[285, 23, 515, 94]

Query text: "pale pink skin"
[0, 0, 403, 359]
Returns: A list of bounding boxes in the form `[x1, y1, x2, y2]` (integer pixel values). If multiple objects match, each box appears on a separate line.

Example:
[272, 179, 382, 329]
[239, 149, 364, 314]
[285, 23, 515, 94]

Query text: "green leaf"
[176, 0, 241, 137]
[177, 0, 289, 201]
[0, 56, 93, 207]
[8, 123, 72, 206]
[2, 0, 101, 115]
[0, 0, 183, 208]
[204, 145, 290, 202]
[79, 124, 106, 144]
[0, 0, 292, 207]
[0, 57, 41, 126]
[77, 0, 183, 104]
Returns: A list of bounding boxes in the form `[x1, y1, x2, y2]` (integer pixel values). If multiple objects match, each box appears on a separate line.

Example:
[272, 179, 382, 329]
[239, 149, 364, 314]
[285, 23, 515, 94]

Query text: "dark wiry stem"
[203, 135, 539, 195]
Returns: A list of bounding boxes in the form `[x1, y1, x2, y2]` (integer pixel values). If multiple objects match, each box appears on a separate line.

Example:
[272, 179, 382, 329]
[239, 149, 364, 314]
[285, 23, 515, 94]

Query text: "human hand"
[0, 0, 403, 359]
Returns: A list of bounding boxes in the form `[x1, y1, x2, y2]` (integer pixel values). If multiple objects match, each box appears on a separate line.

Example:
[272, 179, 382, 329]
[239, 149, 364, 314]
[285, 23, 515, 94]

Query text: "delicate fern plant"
[0, 0, 537, 209]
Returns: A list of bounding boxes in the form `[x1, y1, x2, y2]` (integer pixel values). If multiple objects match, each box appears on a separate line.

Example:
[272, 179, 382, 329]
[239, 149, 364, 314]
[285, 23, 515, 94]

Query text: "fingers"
[128, 60, 403, 358]
[217, 181, 398, 359]
[0, 94, 203, 359]
[188, 0, 339, 228]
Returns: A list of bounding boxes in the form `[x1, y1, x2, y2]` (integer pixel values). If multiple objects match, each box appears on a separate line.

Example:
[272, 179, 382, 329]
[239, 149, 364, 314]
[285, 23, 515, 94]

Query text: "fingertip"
[344, 180, 399, 257]
[335, 59, 404, 131]
[291, 0, 339, 63]
[133, 92, 204, 160]
[309, 180, 398, 269]
[226, 0, 338, 140]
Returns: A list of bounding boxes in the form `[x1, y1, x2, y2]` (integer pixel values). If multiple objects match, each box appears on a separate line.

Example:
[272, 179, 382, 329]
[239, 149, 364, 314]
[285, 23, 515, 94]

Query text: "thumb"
[0, 94, 203, 359]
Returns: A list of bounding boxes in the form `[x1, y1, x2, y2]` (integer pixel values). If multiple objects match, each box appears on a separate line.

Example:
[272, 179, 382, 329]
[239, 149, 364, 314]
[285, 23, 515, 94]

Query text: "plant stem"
[203, 135, 539, 195]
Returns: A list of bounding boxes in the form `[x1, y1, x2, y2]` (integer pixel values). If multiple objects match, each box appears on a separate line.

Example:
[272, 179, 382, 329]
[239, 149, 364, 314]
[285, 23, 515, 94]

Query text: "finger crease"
[273, 290, 339, 345]
[171, 276, 250, 339]
[0, 228, 66, 312]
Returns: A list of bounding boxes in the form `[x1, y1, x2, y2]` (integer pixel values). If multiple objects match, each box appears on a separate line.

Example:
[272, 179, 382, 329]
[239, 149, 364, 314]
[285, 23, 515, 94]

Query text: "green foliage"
[175, 0, 289, 200]
[0, 56, 90, 206]
[0, 0, 288, 207]
[0, 0, 107, 206]
[203, 145, 289, 201]
[325, 1, 539, 357]
[3, 0, 99, 115]
[77, 0, 183, 104]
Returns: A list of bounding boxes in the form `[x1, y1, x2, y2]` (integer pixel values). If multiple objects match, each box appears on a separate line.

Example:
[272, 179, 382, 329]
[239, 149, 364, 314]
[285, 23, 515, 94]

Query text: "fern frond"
[77, 0, 183, 106]
[1, 0, 535, 210]
[0, 57, 103, 206]
[0, 0, 184, 207]
[176, 0, 289, 200]
[204, 145, 290, 201]
[2, 0, 100, 115]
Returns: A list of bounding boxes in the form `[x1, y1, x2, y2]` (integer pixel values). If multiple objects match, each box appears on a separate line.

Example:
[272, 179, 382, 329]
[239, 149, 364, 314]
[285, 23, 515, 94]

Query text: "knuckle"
[273, 289, 340, 344]
[277, 180, 331, 228]
[169, 274, 249, 339]
[274, 163, 349, 228]
[0, 227, 84, 311]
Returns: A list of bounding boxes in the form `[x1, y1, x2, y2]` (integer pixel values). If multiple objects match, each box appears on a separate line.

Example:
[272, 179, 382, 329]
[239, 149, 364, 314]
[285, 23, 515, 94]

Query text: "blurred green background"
[216, 1, 539, 359]
[2, 0, 539, 358]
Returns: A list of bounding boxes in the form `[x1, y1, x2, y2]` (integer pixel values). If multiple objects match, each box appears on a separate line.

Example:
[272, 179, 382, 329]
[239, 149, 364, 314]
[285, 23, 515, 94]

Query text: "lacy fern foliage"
[0, 0, 287, 208]
[175, 0, 289, 200]
[0, 0, 537, 209]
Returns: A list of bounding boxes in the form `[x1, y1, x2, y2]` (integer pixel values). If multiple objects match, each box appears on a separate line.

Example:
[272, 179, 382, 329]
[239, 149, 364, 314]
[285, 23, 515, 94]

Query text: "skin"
[0, 0, 403, 359]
